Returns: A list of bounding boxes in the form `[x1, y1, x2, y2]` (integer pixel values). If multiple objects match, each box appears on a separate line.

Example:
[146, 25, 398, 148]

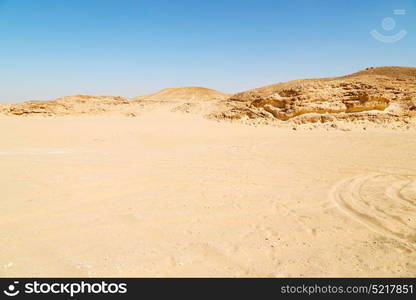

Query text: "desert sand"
[0, 67, 415, 277]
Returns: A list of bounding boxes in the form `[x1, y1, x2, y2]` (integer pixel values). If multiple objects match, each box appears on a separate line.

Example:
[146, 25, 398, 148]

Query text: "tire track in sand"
[331, 174, 416, 250]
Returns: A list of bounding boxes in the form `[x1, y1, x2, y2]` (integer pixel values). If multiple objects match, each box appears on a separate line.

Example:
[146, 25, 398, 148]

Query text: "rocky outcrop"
[214, 67, 416, 123]
[2, 95, 133, 116]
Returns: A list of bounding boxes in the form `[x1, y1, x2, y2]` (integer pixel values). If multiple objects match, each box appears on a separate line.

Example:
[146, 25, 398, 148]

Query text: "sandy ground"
[0, 108, 415, 277]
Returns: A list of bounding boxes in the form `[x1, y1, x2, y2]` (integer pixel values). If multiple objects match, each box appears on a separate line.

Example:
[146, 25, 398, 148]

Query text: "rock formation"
[214, 67, 416, 124]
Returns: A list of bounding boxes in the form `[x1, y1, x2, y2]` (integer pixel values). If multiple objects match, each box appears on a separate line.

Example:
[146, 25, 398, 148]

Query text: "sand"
[1, 104, 415, 277]
[1, 67, 415, 277]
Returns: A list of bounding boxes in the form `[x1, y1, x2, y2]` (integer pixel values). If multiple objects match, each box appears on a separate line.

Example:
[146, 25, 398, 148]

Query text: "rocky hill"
[134, 87, 229, 102]
[214, 67, 416, 124]
[0, 95, 134, 116]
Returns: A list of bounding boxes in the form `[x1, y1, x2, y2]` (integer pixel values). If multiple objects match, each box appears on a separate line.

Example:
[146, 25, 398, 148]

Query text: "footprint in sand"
[331, 174, 416, 250]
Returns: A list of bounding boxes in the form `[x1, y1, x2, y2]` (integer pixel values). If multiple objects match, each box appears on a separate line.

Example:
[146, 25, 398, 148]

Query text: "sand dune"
[133, 86, 229, 102]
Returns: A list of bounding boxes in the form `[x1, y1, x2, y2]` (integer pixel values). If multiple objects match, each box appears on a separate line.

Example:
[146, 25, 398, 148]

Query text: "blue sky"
[0, 0, 415, 102]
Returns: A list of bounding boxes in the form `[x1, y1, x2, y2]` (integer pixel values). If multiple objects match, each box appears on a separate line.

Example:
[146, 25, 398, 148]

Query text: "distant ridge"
[1, 67, 415, 125]
[347, 66, 416, 79]
[0, 94, 130, 116]
[215, 66, 416, 123]
[133, 87, 229, 101]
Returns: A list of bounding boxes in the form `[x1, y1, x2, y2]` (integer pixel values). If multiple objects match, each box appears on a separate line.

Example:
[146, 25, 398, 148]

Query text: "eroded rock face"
[2, 95, 133, 116]
[215, 67, 416, 123]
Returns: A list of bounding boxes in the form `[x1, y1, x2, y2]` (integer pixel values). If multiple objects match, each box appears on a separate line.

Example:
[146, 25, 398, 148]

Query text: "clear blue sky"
[0, 0, 415, 102]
